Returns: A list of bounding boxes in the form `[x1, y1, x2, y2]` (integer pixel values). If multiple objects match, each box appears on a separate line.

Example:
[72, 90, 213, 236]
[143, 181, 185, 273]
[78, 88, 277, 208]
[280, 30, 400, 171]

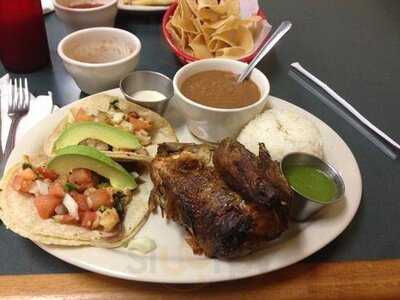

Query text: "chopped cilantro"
[22, 163, 33, 170]
[64, 182, 77, 192]
[97, 182, 111, 188]
[110, 99, 119, 110]
[98, 206, 107, 213]
[113, 191, 125, 218]
[121, 239, 130, 248]
[98, 176, 110, 185]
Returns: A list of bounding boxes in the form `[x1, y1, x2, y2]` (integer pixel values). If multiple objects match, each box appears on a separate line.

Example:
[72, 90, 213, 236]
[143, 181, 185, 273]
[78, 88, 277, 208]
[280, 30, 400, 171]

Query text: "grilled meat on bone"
[149, 139, 292, 259]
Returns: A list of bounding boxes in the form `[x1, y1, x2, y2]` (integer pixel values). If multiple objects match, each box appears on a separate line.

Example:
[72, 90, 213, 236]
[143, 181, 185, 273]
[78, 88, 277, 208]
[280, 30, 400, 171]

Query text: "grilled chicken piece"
[213, 138, 292, 208]
[150, 141, 291, 259]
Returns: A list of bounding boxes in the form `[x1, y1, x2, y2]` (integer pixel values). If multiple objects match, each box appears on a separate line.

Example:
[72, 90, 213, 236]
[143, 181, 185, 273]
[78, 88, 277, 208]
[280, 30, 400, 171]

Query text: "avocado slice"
[48, 145, 137, 190]
[54, 121, 141, 152]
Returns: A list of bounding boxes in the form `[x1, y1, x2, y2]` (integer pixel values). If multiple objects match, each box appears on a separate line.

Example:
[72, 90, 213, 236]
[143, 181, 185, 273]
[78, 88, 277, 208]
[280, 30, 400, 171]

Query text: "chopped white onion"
[120, 121, 133, 132]
[127, 237, 157, 255]
[85, 107, 98, 117]
[63, 194, 79, 220]
[110, 112, 124, 124]
[29, 180, 49, 196]
[130, 171, 140, 178]
[55, 204, 67, 215]
[86, 196, 93, 209]
[95, 141, 109, 151]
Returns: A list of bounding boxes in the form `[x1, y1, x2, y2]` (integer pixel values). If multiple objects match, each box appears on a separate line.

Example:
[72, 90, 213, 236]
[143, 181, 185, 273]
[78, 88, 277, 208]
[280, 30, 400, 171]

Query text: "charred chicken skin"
[150, 139, 292, 259]
[213, 138, 293, 208]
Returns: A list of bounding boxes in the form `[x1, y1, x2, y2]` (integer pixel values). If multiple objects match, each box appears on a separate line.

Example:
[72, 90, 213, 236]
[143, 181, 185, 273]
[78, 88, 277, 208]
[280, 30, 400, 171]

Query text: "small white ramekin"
[58, 27, 141, 94]
[53, 0, 118, 32]
[173, 58, 270, 142]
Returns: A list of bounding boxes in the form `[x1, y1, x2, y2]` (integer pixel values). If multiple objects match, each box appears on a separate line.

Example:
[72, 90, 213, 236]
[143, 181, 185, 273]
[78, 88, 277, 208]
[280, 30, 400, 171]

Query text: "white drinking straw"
[290, 62, 400, 158]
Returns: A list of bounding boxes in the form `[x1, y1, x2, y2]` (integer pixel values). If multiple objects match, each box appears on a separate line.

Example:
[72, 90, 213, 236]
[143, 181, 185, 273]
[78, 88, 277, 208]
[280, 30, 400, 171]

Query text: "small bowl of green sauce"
[281, 153, 345, 221]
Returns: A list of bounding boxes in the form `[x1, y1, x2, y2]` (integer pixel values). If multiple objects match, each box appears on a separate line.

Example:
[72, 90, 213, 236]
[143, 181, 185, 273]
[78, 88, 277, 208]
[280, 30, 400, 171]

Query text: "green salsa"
[284, 165, 337, 203]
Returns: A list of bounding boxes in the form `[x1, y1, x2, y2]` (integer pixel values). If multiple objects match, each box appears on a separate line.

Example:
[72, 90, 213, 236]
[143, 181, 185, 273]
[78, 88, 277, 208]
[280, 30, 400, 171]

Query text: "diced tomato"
[70, 191, 90, 211]
[48, 182, 65, 198]
[128, 111, 139, 119]
[87, 189, 112, 210]
[34, 195, 63, 219]
[35, 166, 59, 181]
[79, 211, 98, 229]
[75, 108, 93, 122]
[128, 116, 152, 131]
[20, 168, 37, 181]
[58, 215, 79, 225]
[12, 175, 34, 193]
[68, 169, 98, 192]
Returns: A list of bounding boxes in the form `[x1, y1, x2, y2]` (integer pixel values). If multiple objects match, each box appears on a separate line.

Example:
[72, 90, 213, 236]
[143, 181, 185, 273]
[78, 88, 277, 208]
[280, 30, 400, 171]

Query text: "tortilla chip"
[170, 15, 198, 34]
[215, 46, 247, 58]
[208, 39, 230, 53]
[167, 21, 187, 50]
[43, 94, 177, 161]
[189, 34, 213, 59]
[203, 15, 239, 31]
[185, 0, 199, 16]
[198, 0, 239, 21]
[180, 0, 197, 19]
[208, 25, 254, 58]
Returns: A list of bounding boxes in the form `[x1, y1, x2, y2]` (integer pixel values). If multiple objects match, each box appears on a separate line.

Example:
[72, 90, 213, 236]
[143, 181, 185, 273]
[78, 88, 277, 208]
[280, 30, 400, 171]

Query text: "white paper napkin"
[240, 0, 259, 18]
[42, 0, 54, 14]
[0, 74, 54, 152]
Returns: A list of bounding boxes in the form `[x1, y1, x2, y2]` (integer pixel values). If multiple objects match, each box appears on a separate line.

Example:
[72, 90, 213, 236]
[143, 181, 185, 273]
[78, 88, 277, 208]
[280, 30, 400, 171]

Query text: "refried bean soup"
[180, 70, 261, 109]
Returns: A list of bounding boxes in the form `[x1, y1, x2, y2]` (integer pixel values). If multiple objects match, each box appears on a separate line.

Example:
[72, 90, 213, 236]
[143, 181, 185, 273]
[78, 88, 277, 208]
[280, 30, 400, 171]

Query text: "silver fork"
[1, 78, 30, 173]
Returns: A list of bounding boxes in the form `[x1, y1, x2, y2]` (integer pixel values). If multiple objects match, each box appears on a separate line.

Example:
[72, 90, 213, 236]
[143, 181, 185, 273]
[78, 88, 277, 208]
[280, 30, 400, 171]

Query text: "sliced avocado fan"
[48, 145, 137, 190]
[54, 121, 142, 152]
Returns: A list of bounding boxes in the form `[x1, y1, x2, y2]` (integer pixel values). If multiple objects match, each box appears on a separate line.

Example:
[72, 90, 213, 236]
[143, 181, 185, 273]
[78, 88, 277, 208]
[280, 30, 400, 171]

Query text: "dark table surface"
[0, 0, 399, 275]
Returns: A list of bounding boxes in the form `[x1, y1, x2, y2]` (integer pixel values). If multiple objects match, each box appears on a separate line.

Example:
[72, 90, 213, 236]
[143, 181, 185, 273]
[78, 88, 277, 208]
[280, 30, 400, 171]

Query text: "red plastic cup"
[0, 0, 50, 73]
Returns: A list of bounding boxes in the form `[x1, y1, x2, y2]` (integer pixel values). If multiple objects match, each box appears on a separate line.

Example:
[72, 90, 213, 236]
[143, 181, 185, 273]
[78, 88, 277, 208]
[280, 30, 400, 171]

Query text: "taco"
[44, 94, 177, 161]
[0, 145, 151, 247]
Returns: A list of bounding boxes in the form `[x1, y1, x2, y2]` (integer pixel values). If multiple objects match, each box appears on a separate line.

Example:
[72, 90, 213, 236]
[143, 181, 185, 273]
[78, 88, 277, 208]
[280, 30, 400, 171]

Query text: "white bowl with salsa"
[173, 58, 270, 143]
[54, 0, 118, 32]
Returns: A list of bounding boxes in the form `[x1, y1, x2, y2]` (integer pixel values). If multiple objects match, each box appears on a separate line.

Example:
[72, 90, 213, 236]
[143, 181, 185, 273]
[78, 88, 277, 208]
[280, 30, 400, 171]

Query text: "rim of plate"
[117, 1, 169, 11]
[53, 0, 118, 12]
[8, 91, 362, 284]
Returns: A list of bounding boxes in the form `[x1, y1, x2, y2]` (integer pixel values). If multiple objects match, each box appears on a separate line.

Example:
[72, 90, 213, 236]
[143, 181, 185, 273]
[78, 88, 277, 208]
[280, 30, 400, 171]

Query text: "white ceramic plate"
[118, 0, 169, 12]
[7, 90, 362, 284]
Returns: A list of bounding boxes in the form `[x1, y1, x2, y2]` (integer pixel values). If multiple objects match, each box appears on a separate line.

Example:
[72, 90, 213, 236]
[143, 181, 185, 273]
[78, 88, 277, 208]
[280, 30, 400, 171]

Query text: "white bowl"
[58, 27, 141, 94]
[53, 0, 118, 32]
[173, 59, 270, 143]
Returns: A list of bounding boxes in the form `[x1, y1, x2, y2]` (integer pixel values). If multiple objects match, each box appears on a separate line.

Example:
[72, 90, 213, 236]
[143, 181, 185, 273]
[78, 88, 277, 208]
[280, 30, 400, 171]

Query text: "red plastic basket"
[162, 2, 268, 64]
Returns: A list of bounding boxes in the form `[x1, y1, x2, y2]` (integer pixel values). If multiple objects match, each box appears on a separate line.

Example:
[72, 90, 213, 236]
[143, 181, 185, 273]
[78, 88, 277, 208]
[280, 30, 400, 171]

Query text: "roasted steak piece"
[150, 139, 292, 259]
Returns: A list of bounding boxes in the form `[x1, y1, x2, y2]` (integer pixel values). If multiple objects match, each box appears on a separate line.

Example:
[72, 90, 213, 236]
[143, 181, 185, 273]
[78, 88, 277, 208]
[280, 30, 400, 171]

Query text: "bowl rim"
[280, 152, 346, 205]
[173, 58, 270, 113]
[57, 27, 141, 68]
[53, 0, 118, 12]
[162, 2, 268, 64]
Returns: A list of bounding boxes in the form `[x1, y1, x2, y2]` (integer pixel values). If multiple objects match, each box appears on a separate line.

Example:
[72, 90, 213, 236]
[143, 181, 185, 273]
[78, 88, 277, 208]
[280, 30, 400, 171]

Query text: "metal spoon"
[237, 21, 292, 83]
